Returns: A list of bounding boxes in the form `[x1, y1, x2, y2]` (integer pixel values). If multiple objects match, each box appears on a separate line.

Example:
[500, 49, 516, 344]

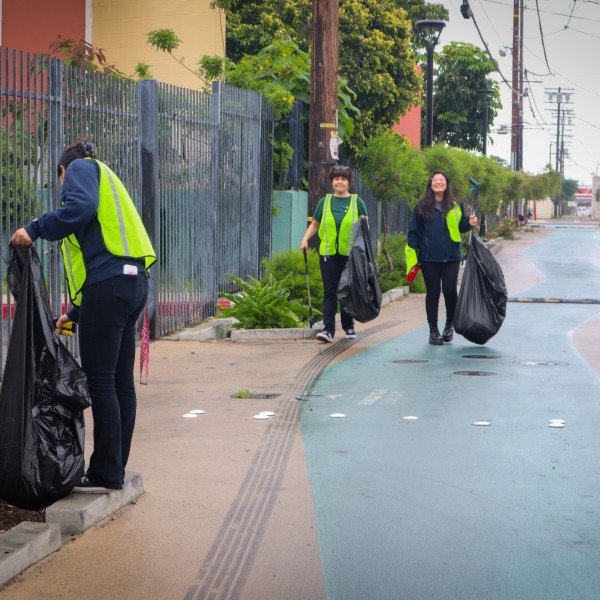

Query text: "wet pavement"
[2, 222, 600, 600]
[301, 225, 600, 600]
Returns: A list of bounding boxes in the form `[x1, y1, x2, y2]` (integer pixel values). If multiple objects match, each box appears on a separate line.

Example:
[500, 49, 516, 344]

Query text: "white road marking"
[358, 389, 387, 405]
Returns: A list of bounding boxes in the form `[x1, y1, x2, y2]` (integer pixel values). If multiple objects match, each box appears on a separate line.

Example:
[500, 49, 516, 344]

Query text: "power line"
[481, 0, 600, 23]
[534, 0, 553, 74]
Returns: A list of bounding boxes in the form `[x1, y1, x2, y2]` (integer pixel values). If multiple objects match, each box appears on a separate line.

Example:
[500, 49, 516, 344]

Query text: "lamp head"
[415, 20, 446, 50]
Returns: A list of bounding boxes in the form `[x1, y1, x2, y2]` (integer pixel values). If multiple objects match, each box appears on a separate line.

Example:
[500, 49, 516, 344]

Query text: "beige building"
[92, 0, 226, 89]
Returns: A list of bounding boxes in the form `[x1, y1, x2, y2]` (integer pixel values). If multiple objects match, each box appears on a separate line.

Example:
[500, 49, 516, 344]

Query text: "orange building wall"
[392, 64, 422, 148]
[393, 104, 422, 148]
[2, 0, 85, 54]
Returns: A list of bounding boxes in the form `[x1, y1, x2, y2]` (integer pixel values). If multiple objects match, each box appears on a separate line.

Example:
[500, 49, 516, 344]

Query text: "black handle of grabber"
[469, 177, 479, 216]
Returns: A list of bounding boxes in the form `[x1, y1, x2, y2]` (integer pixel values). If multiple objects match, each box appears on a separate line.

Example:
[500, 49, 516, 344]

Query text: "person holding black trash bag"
[11, 140, 156, 493]
[300, 165, 368, 342]
[406, 170, 477, 345]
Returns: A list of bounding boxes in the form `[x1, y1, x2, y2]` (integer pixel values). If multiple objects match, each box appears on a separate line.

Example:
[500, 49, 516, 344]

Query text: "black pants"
[420, 261, 460, 325]
[319, 254, 354, 337]
[78, 273, 149, 488]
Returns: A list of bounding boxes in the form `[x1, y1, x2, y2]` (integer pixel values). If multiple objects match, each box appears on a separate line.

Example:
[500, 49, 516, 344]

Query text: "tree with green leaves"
[361, 130, 426, 270]
[560, 178, 579, 203]
[432, 42, 501, 152]
[211, 0, 448, 156]
[143, 32, 360, 185]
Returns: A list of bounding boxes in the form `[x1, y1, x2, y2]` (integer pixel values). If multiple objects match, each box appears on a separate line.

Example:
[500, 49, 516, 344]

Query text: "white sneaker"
[316, 330, 334, 343]
[345, 328, 357, 339]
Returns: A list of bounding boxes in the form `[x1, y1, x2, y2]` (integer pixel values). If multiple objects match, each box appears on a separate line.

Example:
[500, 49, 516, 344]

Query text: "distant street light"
[415, 20, 446, 148]
[478, 89, 494, 156]
[477, 88, 494, 239]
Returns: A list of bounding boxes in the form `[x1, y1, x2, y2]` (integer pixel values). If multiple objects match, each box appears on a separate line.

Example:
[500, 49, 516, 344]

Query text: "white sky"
[439, 0, 600, 185]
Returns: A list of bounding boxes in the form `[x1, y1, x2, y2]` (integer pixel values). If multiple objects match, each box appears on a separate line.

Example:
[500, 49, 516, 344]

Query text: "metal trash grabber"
[303, 249, 315, 328]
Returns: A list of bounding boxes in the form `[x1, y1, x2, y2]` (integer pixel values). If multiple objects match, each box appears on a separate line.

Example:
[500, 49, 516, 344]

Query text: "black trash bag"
[0, 245, 90, 510]
[337, 218, 382, 323]
[454, 233, 507, 345]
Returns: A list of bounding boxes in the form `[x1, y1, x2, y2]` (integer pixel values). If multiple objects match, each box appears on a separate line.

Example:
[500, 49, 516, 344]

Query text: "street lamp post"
[478, 89, 494, 156]
[415, 20, 446, 148]
[478, 88, 494, 238]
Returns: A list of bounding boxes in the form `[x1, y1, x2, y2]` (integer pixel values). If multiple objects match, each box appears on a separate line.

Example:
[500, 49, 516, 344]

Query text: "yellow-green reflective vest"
[318, 194, 359, 256]
[405, 203, 463, 274]
[61, 159, 157, 307]
[446, 204, 463, 242]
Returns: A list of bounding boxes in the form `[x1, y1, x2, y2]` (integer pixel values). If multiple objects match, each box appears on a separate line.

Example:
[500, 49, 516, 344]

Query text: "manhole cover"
[392, 359, 429, 364]
[462, 354, 501, 360]
[454, 371, 497, 377]
[518, 361, 557, 367]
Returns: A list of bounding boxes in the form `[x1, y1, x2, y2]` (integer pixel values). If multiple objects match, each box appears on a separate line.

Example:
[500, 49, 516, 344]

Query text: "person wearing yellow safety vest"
[406, 171, 477, 345]
[11, 140, 156, 494]
[300, 165, 368, 343]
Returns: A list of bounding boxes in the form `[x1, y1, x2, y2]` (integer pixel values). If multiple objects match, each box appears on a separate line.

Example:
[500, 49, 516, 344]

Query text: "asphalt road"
[301, 226, 600, 600]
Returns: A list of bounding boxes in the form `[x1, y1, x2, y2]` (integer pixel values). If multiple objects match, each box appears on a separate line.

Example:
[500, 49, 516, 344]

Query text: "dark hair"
[57, 140, 97, 176]
[418, 170, 456, 219]
[328, 165, 353, 184]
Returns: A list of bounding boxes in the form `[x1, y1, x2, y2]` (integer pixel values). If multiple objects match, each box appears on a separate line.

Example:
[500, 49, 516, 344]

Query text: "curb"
[0, 523, 61, 586]
[175, 286, 410, 342]
[0, 470, 144, 587]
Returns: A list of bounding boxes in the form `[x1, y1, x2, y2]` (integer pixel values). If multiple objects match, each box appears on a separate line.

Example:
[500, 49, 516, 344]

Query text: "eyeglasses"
[431, 178, 446, 183]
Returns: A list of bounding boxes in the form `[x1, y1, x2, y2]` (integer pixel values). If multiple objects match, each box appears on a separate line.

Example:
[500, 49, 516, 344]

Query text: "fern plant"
[217, 274, 309, 329]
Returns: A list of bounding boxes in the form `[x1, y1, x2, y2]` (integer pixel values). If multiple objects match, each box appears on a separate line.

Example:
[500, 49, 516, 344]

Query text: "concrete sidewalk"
[0, 283, 412, 594]
[4, 227, 591, 600]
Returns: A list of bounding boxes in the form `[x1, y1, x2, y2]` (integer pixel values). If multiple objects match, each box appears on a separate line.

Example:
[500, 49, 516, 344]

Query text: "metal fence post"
[48, 57, 65, 315]
[139, 79, 160, 339]
[209, 81, 220, 308]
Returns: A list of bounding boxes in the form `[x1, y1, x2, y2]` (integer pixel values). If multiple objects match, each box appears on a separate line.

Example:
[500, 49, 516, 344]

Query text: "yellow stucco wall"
[92, 0, 225, 89]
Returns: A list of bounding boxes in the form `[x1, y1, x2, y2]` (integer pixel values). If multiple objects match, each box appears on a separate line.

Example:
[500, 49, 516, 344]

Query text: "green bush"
[495, 219, 516, 240]
[261, 249, 323, 323]
[217, 274, 310, 329]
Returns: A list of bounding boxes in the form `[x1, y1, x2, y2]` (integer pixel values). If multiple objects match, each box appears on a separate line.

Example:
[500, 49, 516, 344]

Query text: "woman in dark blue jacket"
[407, 171, 477, 345]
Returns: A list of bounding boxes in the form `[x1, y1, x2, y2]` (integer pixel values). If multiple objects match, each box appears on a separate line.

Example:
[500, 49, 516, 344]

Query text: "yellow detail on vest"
[445, 204, 462, 242]
[61, 159, 156, 306]
[318, 194, 359, 256]
[405, 245, 418, 274]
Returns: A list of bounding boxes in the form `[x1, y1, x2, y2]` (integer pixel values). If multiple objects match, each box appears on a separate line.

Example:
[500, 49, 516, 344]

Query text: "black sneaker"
[73, 475, 121, 494]
[345, 328, 357, 339]
[316, 330, 334, 343]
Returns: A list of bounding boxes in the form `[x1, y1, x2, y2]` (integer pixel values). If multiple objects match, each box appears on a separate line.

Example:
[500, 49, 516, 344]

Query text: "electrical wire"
[481, 0, 600, 22]
[565, 0, 578, 28]
[468, 9, 516, 93]
[534, 0, 553, 74]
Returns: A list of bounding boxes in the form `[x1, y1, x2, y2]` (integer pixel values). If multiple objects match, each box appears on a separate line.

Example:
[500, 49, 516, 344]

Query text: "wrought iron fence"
[0, 48, 274, 369]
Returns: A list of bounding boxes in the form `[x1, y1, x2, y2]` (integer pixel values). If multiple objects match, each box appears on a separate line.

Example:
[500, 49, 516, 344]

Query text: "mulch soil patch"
[0, 500, 45, 534]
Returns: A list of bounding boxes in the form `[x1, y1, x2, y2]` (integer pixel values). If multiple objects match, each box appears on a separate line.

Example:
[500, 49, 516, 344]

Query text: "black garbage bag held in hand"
[0, 245, 91, 510]
[337, 218, 382, 323]
[454, 233, 507, 345]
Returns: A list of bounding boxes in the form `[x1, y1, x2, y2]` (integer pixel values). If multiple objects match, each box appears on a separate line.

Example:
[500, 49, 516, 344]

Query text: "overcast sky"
[439, 0, 599, 185]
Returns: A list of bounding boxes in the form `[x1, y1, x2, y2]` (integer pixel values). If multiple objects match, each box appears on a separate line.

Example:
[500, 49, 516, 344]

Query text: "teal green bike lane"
[301, 228, 600, 600]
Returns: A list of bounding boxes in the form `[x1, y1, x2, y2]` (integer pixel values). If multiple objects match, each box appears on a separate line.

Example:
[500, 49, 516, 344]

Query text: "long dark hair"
[57, 140, 97, 176]
[417, 170, 456, 220]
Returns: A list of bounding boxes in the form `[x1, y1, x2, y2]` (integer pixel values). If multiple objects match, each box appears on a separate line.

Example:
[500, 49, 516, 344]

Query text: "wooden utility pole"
[308, 0, 339, 217]
[510, 0, 523, 172]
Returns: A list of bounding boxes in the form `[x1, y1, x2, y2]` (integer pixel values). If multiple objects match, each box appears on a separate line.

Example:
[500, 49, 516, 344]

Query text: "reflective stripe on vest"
[61, 159, 156, 306]
[318, 194, 358, 256]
